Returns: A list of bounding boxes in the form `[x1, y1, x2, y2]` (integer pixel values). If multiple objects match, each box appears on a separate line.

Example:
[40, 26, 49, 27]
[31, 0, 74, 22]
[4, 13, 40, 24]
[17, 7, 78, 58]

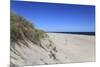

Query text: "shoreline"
[46, 32, 95, 36]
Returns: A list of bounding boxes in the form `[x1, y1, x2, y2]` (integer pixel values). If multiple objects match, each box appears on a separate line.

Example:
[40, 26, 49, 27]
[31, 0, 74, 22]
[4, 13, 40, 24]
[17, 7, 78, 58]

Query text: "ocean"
[47, 32, 95, 36]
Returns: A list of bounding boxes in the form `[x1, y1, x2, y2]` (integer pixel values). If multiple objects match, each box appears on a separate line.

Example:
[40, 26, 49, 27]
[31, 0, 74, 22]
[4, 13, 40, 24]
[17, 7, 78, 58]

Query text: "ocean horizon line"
[46, 32, 95, 35]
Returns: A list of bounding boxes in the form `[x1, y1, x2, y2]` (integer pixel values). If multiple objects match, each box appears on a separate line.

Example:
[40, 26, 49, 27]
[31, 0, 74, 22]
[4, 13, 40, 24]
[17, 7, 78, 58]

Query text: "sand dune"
[11, 33, 95, 66]
[47, 33, 95, 63]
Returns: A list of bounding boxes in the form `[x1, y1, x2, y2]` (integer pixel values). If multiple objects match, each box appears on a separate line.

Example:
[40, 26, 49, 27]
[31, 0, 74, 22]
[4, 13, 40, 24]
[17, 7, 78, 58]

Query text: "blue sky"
[11, 1, 95, 32]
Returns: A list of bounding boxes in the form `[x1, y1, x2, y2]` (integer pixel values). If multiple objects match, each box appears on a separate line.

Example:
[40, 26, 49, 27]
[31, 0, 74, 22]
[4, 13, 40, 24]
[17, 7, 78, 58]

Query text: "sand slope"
[47, 33, 95, 63]
[11, 33, 95, 66]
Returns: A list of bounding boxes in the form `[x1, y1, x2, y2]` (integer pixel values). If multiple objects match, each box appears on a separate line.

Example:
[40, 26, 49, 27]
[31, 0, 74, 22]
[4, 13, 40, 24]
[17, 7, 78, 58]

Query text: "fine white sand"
[47, 33, 95, 63]
[11, 33, 95, 66]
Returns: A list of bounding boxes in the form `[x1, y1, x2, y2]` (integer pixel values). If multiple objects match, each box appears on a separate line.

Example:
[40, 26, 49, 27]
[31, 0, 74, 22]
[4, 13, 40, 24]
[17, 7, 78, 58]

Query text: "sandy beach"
[10, 33, 95, 66]
[47, 33, 95, 63]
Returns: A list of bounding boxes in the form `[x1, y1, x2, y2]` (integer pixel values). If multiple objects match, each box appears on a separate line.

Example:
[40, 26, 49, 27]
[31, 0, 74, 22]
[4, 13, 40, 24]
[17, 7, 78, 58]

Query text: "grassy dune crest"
[10, 13, 46, 45]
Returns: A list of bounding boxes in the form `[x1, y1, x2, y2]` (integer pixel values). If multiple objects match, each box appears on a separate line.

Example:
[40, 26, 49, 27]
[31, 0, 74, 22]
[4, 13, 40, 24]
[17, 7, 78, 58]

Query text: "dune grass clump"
[35, 29, 46, 39]
[11, 13, 46, 45]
